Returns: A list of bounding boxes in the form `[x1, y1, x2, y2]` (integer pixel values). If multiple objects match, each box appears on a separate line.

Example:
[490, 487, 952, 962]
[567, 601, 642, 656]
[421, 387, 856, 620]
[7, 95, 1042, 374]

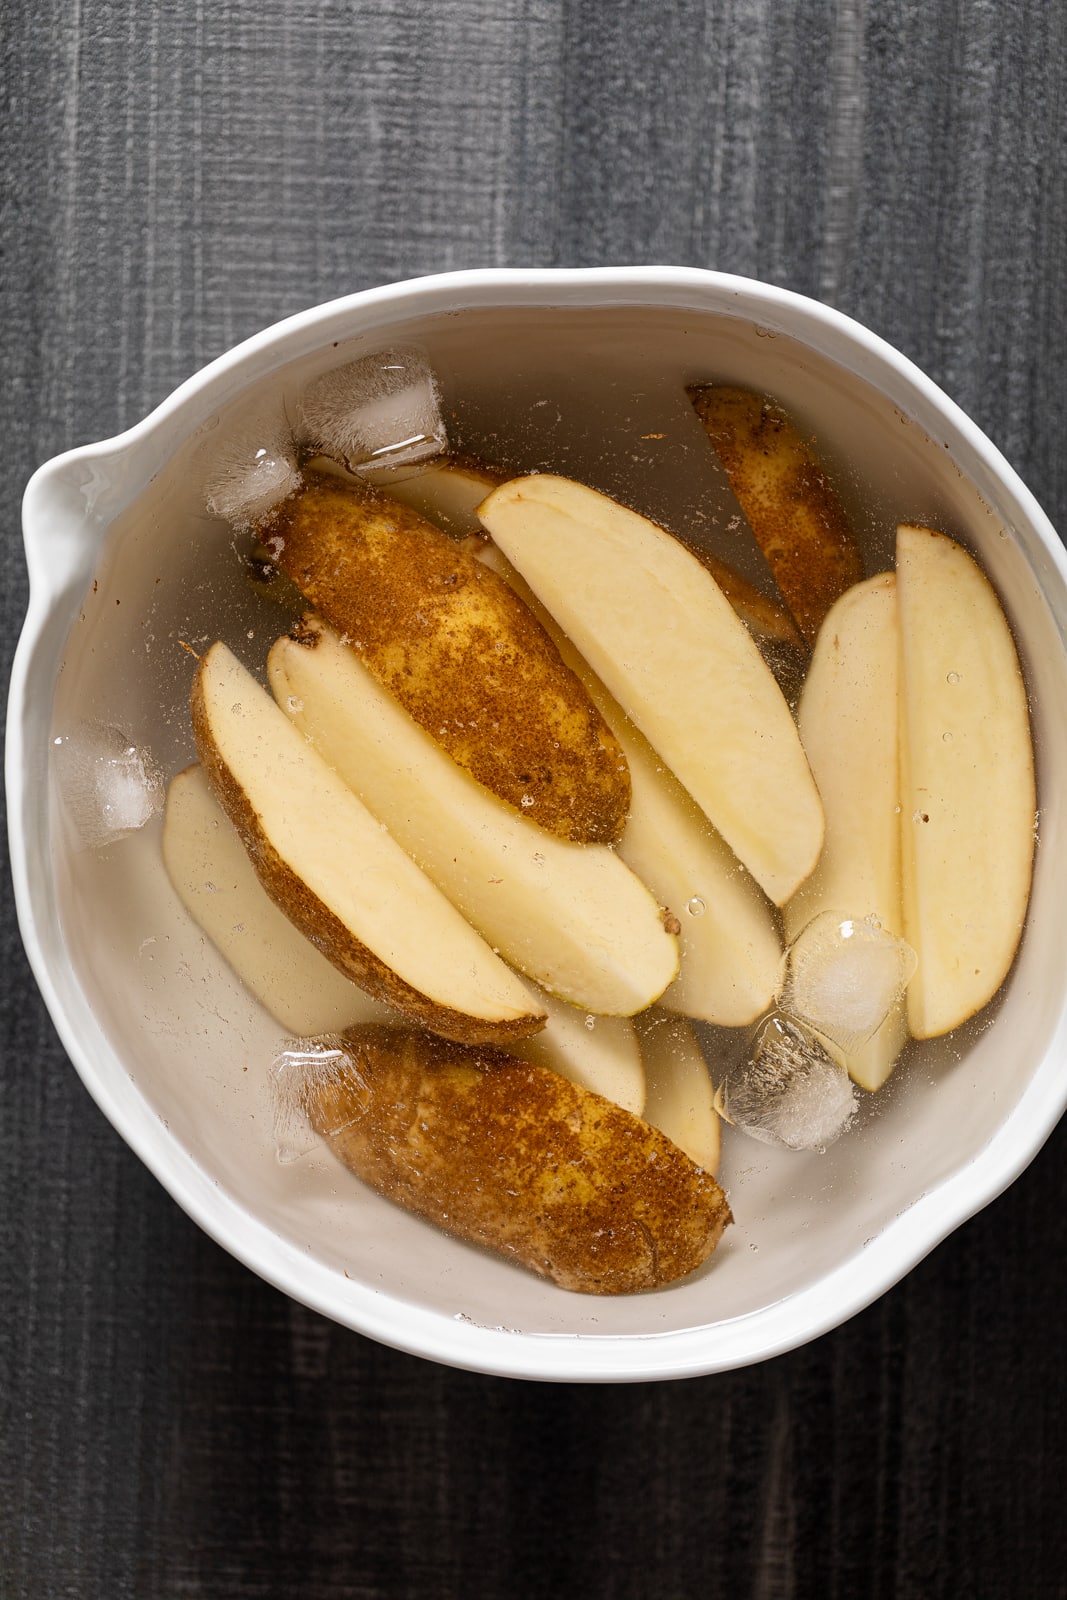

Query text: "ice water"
[46, 299, 1037, 1323]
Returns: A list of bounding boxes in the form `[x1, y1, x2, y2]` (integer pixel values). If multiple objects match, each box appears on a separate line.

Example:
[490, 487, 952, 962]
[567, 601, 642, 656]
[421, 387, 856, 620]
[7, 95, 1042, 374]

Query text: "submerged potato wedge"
[473, 540, 782, 1024]
[370, 454, 506, 538]
[258, 470, 630, 844]
[897, 524, 1036, 1038]
[306, 1027, 731, 1294]
[478, 474, 823, 906]
[688, 385, 864, 645]
[637, 1012, 721, 1174]
[191, 641, 545, 1046]
[268, 619, 678, 1017]
[163, 764, 395, 1036]
[786, 573, 910, 1090]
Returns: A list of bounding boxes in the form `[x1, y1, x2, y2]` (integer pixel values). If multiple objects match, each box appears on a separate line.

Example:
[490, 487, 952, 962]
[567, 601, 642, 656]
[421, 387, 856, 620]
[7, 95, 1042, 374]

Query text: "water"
[45, 301, 1039, 1327]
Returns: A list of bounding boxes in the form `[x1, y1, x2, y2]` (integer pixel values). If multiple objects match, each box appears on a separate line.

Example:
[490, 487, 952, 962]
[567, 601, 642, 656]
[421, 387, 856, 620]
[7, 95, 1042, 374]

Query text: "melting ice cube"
[716, 1014, 857, 1151]
[780, 911, 918, 1056]
[203, 416, 301, 531]
[52, 724, 165, 850]
[299, 346, 447, 475]
[270, 1036, 355, 1164]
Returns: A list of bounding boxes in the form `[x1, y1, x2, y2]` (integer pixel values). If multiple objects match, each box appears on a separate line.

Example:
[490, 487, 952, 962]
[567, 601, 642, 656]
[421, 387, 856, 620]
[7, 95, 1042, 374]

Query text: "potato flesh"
[786, 573, 909, 1090]
[688, 385, 864, 645]
[507, 988, 645, 1115]
[897, 524, 1035, 1038]
[163, 765, 394, 1036]
[307, 1027, 731, 1294]
[268, 620, 679, 1016]
[472, 542, 782, 1026]
[478, 474, 824, 906]
[191, 642, 544, 1045]
[261, 471, 630, 845]
[636, 1012, 721, 1173]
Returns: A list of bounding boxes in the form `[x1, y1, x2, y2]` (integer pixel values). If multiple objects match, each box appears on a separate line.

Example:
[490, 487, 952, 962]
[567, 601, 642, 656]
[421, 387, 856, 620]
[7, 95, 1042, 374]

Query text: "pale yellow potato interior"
[510, 988, 645, 1115]
[637, 1012, 721, 1173]
[163, 765, 394, 1036]
[479, 475, 823, 906]
[198, 643, 540, 1027]
[473, 538, 781, 1026]
[897, 525, 1036, 1038]
[786, 572, 908, 1090]
[268, 623, 679, 1016]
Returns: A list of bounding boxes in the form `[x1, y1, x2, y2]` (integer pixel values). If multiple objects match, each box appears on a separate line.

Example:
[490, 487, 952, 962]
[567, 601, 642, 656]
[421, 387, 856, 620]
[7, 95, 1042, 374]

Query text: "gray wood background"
[3, 1, 1066, 1595]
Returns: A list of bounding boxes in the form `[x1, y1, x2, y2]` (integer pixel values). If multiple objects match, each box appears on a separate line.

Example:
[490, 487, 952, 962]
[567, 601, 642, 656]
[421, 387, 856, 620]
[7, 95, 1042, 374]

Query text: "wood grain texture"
[3, 0, 1067, 1595]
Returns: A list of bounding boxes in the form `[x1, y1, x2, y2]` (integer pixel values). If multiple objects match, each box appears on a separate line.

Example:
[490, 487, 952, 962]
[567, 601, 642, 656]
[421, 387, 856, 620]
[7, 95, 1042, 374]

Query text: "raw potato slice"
[163, 765, 393, 1036]
[688, 385, 864, 644]
[786, 573, 909, 1089]
[268, 621, 679, 1016]
[472, 540, 781, 1024]
[511, 989, 645, 1116]
[307, 1026, 732, 1294]
[260, 470, 629, 845]
[637, 1012, 721, 1173]
[896, 524, 1036, 1038]
[370, 455, 505, 538]
[478, 474, 824, 906]
[191, 641, 544, 1046]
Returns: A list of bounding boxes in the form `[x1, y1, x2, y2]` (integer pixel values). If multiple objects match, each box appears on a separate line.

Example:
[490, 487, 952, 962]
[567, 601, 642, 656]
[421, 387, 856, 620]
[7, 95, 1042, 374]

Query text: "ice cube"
[203, 417, 301, 531]
[53, 724, 165, 850]
[269, 1036, 354, 1164]
[715, 1014, 857, 1151]
[780, 911, 918, 1055]
[299, 346, 447, 475]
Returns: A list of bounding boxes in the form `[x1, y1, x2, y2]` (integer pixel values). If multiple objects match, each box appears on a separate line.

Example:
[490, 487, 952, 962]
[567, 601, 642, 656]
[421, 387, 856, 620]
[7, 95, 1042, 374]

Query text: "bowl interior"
[27, 285, 1067, 1372]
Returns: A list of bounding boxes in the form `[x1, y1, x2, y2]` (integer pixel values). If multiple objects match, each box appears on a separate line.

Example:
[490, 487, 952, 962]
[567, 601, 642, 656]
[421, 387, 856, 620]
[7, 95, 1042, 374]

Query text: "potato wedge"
[191, 641, 545, 1046]
[507, 989, 645, 1116]
[637, 1012, 721, 1173]
[258, 470, 629, 844]
[163, 764, 394, 1036]
[470, 538, 782, 1022]
[896, 524, 1036, 1037]
[478, 474, 823, 906]
[305, 1026, 731, 1294]
[786, 573, 910, 1090]
[370, 454, 505, 538]
[268, 619, 678, 1017]
[688, 385, 864, 645]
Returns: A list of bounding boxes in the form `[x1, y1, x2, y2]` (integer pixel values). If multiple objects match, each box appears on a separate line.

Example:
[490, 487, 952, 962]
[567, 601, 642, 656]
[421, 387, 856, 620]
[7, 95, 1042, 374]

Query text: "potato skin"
[688, 385, 863, 645]
[307, 1026, 732, 1295]
[259, 471, 630, 845]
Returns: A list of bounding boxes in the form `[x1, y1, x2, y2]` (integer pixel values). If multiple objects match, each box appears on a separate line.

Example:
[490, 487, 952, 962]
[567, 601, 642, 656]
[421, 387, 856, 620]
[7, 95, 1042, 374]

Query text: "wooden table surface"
[3, 2, 1067, 1595]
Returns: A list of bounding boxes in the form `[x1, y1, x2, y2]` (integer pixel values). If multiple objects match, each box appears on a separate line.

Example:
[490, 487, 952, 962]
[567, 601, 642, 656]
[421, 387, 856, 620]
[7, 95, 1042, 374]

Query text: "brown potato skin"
[190, 664, 546, 1048]
[688, 385, 864, 645]
[307, 1026, 732, 1295]
[259, 471, 630, 844]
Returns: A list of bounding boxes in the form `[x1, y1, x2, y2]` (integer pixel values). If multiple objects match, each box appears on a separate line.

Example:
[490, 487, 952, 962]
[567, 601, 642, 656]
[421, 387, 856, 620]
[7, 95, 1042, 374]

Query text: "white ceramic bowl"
[9, 267, 1067, 1382]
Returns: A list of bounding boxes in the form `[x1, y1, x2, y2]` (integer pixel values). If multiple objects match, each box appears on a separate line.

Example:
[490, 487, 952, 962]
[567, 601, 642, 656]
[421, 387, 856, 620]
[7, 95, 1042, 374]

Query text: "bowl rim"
[9, 264, 1067, 1382]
